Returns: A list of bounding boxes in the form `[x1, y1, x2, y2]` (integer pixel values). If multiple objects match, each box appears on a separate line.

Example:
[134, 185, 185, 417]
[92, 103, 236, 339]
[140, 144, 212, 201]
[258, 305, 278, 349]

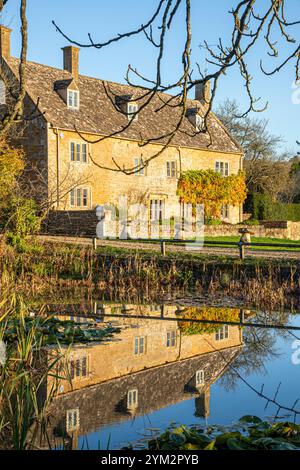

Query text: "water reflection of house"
[42, 303, 244, 447]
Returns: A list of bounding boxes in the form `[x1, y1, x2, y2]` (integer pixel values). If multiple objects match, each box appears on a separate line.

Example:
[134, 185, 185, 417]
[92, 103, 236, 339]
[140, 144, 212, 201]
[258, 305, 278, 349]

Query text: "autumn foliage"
[177, 169, 247, 219]
[0, 138, 24, 199]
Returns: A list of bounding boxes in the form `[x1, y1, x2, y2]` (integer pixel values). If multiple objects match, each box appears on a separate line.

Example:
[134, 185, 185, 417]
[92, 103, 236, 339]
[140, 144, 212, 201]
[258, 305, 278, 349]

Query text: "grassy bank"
[1, 239, 300, 308]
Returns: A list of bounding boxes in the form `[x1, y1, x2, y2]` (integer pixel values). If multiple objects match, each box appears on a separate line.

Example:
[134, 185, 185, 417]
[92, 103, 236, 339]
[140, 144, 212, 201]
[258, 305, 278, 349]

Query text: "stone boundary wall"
[42, 211, 300, 241]
[205, 221, 300, 240]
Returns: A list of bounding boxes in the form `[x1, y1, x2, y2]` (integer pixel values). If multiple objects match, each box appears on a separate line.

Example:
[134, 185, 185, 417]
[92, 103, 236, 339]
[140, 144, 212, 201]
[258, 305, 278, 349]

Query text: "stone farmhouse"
[0, 25, 244, 237]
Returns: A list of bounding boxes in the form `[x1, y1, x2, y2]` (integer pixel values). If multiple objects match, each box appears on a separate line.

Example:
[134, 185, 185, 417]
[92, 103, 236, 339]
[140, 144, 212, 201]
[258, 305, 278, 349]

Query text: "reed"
[1, 239, 300, 308]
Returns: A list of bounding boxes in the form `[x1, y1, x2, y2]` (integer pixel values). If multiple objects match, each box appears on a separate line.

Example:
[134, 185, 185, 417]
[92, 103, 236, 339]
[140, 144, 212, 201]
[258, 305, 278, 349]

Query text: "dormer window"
[0, 79, 6, 105]
[195, 114, 205, 131]
[68, 90, 79, 109]
[196, 370, 205, 387]
[186, 108, 205, 132]
[128, 103, 138, 121]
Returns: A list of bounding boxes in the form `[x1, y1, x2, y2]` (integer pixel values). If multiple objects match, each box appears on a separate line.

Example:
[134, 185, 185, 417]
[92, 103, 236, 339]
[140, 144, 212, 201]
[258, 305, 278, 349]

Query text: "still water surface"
[43, 301, 300, 449]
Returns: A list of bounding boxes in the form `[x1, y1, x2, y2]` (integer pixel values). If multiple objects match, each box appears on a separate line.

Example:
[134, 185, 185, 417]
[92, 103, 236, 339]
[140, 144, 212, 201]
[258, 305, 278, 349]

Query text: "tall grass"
[1, 238, 300, 308]
[0, 295, 67, 450]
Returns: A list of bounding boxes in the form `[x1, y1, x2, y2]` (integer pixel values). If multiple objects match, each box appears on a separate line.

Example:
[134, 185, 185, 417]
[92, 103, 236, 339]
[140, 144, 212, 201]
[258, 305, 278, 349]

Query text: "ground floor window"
[70, 188, 90, 208]
[166, 330, 177, 348]
[221, 204, 230, 219]
[215, 325, 229, 341]
[66, 409, 80, 432]
[150, 199, 165, 222]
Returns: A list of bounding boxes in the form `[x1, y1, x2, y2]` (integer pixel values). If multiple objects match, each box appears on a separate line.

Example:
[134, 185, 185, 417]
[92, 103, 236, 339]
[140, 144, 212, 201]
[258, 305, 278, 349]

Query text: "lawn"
[204, 236, 300, 252]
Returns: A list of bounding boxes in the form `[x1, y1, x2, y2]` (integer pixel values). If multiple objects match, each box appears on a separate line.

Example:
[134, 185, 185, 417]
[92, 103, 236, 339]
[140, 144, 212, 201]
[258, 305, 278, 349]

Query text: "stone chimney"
[62, 46, 80, 81]
[0, 25, 12, 59]
[195, 81, 211, 105]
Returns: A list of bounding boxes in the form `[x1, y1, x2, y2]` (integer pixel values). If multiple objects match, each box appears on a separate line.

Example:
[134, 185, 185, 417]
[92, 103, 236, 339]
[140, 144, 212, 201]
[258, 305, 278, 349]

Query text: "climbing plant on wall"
[178, 307, 243, 336]
[177, 170, 247, 219]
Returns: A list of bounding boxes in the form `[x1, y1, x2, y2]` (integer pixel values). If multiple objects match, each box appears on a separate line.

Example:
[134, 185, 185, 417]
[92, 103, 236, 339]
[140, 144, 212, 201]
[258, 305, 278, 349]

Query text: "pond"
[35, 300, 300, 450]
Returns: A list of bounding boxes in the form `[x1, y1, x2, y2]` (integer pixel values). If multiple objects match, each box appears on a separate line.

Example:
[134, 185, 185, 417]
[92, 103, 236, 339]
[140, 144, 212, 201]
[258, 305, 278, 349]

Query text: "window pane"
[77, 189, 81, 207]
[76, 144, 81, 161]
[167, 162, 170, 177]
[81, 357, 87, 377]
[70, 189, 75, 206]
[70, 360, 75, 380]
[74, 92, 78, 108]
[83, 189, 88, 207]
[76, 359, 81, 377]
[171, 161, 176, 177]
[215, 161, 219, 173]
[70, 142, 75, 161]
[134, 158, 139, 175]
[135, 338, 139, 355]
[0, 79, 6, 105]
[82, 144, 87, 162]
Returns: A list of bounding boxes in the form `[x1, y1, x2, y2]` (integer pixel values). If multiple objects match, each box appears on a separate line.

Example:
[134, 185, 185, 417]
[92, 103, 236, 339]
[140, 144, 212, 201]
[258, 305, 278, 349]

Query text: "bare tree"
[216, 99, 295, 200]
[0, 0, 27, 137]
[53, 0, 300, 174]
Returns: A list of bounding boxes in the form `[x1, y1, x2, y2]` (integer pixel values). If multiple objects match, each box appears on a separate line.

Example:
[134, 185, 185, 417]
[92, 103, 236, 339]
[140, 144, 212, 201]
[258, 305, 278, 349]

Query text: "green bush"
[205, 218, 222, 226]
[243, 219, 260, 226]
[245, 193, 300, 221]
[1, 196, 41, 241]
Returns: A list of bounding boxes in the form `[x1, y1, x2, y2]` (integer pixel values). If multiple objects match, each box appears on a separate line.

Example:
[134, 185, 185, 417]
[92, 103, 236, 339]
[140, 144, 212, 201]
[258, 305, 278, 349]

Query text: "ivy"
[178, 307, 241, 335]
[177, 169, 247, 219]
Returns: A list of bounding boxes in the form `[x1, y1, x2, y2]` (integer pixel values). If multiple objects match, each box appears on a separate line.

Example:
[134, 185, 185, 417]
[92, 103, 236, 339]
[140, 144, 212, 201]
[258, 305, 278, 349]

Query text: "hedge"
[245, 193, 300, 221]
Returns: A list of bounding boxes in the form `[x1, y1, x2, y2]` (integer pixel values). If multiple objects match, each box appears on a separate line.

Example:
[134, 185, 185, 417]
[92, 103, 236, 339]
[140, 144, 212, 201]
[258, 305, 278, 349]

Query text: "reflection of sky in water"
[76, 314, 300, 450]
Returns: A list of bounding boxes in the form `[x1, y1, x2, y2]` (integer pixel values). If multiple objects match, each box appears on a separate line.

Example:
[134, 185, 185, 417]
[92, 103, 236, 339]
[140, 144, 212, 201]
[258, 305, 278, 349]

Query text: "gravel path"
[38, 235, 300, 260]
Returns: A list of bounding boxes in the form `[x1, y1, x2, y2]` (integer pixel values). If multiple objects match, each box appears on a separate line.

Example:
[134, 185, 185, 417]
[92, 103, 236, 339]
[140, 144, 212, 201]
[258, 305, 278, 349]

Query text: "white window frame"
[127, 389, 138, 408]
[196, 369, 205, 386]
[215, 161, 229, 176]
[70, 187, 91, 208]
[166, 330, 177, 348]
[70, 142, 88, 163]
[215, 325, 229, 341]
[221, 204, 230, 219]
[134, 336, 146, 355]
[67, 89, 80, 110]
[66, 409, 80, 432]
[134, 158, 145, 176]
[128, 103, 139, 121]
[195, 114, 204, 131]
[69, 356, 89, 381]
[0, 79, 6, 105]
[167, 161, 177, 178]
[150, 199, 165, 222]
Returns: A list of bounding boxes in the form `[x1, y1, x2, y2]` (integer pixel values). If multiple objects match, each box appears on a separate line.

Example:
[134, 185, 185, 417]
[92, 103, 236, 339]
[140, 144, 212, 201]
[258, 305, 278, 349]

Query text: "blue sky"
[1, 0, 299, 154]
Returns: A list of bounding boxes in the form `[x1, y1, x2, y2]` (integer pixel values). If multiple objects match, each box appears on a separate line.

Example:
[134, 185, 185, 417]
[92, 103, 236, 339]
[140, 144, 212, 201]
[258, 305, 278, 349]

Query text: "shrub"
[1, 196, 41, 249]
[245, 193, 300, 221]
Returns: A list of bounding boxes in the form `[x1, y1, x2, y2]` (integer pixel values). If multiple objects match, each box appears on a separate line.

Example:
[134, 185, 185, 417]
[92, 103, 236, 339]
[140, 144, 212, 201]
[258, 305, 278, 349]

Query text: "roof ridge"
[8, 56, 208, 106]
[3, 56, 242, 154]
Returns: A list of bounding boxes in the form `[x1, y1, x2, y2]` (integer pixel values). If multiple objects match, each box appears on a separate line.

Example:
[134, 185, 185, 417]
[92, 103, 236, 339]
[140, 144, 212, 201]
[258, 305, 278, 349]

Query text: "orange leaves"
[177, 169, 247, 218]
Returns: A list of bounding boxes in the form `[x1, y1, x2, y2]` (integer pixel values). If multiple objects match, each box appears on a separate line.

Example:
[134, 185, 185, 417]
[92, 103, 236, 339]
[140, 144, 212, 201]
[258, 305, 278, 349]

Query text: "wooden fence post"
[92, 237, 97, 250]
[161, 241, 166, 255]
[238, 241, 245, 260]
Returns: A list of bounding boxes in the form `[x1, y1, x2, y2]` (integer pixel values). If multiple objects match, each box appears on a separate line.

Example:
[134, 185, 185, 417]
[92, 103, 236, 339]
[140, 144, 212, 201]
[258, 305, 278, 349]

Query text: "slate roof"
[6, 57, 243, 154]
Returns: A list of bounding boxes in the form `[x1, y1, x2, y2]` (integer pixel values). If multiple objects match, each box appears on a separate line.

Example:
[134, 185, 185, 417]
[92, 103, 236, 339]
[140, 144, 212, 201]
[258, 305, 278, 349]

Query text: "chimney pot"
[0, 25, 12, 59]
[62, 46, 80, 81]
[195, 81, 211, 105]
